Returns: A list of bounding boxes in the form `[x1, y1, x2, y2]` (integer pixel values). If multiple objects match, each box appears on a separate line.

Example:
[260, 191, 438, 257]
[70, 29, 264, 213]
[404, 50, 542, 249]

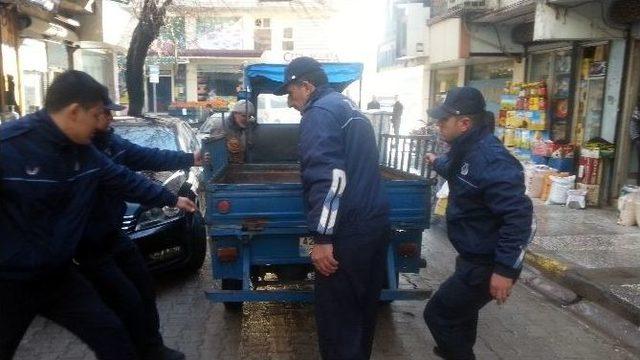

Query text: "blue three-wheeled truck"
[202, 63, 432, 309]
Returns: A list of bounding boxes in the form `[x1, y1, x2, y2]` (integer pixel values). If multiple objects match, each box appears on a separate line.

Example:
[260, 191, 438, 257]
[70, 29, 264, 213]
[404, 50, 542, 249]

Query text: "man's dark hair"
[45, 70, 107, 113]
[466, 111, 495, 132]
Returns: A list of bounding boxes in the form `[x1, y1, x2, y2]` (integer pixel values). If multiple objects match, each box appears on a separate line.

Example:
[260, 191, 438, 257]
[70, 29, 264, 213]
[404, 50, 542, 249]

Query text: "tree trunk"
[126, 22, 156, 116]
[125, 0, 173, 117]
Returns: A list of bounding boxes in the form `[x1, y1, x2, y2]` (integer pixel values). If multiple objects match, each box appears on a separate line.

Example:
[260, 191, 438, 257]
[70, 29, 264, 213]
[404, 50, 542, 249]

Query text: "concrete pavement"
[12, 223, 637, 359]
[525, 200, 640, 326]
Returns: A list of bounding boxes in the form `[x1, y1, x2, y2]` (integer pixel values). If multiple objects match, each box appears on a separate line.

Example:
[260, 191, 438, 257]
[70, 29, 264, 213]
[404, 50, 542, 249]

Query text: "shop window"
[46, 42, 69, 70]
[197, 71, 239, 99]
[23, 71, 45, 114]
[432, 69, 458, 108]
[174, 64, 187, 102]
[528, 49, 574, 142]
[575, 44, 610, 145]
[469, 61, 513, 81]
[469, 61, 514, 117]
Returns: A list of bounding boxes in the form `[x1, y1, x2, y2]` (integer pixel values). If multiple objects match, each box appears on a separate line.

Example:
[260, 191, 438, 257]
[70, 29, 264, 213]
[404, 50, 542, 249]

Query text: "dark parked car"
[112, 116, 207, 274]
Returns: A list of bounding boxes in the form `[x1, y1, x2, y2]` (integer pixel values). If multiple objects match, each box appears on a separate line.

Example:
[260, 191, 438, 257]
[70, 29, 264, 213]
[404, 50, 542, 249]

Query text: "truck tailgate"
[205, 164, 430, 233]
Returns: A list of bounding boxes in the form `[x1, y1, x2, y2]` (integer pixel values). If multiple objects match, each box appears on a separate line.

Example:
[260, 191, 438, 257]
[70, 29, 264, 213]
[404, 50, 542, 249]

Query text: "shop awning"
[244, 63, 363, 95]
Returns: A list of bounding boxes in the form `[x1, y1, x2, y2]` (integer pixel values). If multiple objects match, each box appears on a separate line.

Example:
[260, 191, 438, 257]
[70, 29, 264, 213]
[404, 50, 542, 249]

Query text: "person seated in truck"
[208, 100, 255, 164]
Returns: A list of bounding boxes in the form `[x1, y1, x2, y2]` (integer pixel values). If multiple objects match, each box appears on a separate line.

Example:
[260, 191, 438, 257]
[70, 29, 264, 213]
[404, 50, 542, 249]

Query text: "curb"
[520, 266, 640, 356]
[524, 249, 640, 327]
[524, 251, 568, 278]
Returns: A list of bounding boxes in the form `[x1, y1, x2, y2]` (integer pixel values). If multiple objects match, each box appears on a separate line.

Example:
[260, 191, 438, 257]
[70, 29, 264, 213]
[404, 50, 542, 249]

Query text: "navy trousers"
[80, 239, 163, 359]
[0, 267, 136, 360]
[423, 257, 494, 360]
[314, 225, 389, 360]
[79, 239, 163, 359]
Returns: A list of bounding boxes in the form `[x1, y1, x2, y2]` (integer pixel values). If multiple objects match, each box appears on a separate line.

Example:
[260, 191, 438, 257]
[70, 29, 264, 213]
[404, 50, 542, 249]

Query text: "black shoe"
[144, 345, 185, 360]
[433, 346, 476, 360]
[433, 346, 447, 359]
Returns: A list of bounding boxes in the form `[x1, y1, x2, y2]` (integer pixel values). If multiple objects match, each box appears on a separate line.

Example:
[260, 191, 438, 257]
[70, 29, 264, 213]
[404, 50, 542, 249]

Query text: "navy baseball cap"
[427, 87, 486, 120]
[104, 98, 125, 111]
[274, 57, 327, 96]
[101, 86, 125, 111]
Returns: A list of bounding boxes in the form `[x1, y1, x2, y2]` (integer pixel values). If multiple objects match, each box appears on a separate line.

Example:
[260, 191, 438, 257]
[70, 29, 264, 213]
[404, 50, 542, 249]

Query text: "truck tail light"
[217, 247, 238, 262]
[217, 200, 231, 214]
[397, 242, 418, 257]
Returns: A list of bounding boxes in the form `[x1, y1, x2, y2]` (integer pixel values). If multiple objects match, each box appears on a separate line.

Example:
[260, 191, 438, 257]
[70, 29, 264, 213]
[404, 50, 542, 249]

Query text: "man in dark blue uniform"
[423, 87, 533, 360]
[0, 70, 196, 360]
[74, 94, 204, 360]
[276, 57, 390, 360]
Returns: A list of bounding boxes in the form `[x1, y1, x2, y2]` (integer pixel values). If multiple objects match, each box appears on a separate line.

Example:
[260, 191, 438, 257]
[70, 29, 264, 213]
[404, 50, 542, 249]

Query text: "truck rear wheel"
[183, 211, 207, 274]
[222, 279, 243, 311]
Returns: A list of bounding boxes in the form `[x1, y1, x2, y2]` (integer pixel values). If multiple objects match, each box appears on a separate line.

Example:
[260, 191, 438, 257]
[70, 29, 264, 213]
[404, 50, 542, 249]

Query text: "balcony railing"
[379, 134, 438, 178]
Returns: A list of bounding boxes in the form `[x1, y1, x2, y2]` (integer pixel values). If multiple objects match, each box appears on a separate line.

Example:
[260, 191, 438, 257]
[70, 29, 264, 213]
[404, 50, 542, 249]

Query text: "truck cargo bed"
[214, 164, 422, 184]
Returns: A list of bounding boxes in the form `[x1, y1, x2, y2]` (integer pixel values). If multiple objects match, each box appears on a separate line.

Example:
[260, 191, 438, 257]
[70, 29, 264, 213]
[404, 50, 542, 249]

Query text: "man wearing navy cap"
[423, 87, 533, 359]
[277, 57, 390, 360]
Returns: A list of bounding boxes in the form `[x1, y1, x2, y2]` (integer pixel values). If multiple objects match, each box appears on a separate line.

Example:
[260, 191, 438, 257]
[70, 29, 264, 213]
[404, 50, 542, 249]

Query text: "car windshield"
[113, 125, 178, 151]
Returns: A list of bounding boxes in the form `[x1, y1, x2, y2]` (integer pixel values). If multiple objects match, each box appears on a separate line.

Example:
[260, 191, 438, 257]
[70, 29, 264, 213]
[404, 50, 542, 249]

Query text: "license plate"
[299, 236, 314, 257]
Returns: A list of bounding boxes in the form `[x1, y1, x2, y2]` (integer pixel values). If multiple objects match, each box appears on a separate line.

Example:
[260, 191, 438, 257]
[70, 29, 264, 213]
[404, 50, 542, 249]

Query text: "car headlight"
[135, 206, 181, 231]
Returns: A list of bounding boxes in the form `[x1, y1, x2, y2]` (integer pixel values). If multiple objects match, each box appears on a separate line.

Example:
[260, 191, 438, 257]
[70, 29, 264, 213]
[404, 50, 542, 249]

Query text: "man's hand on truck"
[311, 244, 339, 277]
[175, 197, 197, 213]
[193, 150, 211, 166]
[424, 153, 437, 166]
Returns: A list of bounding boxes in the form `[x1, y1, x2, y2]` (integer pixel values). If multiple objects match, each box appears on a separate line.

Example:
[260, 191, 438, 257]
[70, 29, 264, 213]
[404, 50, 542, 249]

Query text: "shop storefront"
[492, 39, 626, 206]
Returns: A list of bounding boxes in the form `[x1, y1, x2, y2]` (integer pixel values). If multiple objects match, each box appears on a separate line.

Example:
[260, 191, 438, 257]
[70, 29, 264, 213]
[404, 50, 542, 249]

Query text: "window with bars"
[254, 18, 272, 51]
[282, 27, 294, 51]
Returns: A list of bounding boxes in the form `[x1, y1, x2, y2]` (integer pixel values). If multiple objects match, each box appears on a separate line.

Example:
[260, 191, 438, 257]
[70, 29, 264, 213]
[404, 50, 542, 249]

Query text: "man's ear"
[67, 103, 81, 122]
[460, 116, 473, 131]
[303, 81, 316, 94]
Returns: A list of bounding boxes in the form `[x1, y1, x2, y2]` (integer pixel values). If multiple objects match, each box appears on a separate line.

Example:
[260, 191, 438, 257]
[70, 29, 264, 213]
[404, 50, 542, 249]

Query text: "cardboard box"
[577, 183, 601, 207]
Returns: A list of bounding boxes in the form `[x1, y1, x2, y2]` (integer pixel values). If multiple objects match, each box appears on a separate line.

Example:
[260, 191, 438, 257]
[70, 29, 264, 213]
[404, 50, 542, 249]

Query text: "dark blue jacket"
[75, 129, 194, 263]
[299, 85, 389, 243]
[0, 111, 179, 280]
[433, 125, 533, 279]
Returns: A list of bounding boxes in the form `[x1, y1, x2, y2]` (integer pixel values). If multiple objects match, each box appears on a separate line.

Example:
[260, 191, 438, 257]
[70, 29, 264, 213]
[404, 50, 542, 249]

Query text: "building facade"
[0, 0, 131, 118]
[422, 0, 640, 202]
[146, 0, 340, 112]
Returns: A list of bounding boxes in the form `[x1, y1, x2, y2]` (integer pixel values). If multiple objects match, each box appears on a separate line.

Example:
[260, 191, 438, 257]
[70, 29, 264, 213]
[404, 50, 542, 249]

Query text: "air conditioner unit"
[447, 0, 487, 11]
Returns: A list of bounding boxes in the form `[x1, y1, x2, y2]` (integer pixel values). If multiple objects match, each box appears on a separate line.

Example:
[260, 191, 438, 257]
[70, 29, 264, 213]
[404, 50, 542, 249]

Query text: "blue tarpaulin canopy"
[244, 63, 363, 96]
